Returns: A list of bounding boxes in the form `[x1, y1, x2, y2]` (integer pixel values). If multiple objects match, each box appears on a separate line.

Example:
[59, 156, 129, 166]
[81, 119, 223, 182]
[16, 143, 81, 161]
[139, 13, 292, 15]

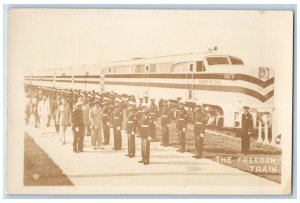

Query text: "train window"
[157, 63, 172, 73]
[135, 65, 144, 73]
[206, 57, 230, 65]
[189, 64, 193, 72]
[196, 61, 206, 72]
[171, 63, 187, 72]
[145, 66, 149, 72]
[229, 56, 244, 65]
[85, 72, 89, 76]
[61, 73, 65, 76]
[149, 64, 156, 72]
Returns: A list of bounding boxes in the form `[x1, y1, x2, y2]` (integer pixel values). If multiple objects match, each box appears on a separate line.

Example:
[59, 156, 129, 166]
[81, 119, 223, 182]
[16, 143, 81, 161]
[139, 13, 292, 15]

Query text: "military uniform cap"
[129, 101, 136, 105]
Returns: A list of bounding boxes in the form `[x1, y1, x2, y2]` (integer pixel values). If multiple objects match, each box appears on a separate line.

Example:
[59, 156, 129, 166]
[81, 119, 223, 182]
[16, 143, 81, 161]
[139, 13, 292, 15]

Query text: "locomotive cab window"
[196, 61, 206, 72]
[206, 56, 230, 65]
[229, 56, 244, 65]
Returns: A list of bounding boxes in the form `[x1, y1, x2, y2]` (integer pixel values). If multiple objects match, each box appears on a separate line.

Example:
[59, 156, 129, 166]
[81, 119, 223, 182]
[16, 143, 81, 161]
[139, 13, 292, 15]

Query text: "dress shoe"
[143, 162, 149, 165]
[138, 160, 144, 163]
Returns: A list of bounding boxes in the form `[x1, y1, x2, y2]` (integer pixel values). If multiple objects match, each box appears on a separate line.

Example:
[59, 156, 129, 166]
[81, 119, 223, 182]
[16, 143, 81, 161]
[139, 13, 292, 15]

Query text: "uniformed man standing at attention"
[176, 102, 188, 153]
[161, 100, 172, 147]
[136, 97, 144, 137]
[173, 96, 182, 148]
[139, 104, 151, 165]
[72, 101, 84, 153]
[102, 97, 111, 145]
[241, 106, 253, 154]
[125, 101, 138, 158]
[193, 104, 208, 159]
[112, 98, 123, 150]
[149, 98, 159, 141]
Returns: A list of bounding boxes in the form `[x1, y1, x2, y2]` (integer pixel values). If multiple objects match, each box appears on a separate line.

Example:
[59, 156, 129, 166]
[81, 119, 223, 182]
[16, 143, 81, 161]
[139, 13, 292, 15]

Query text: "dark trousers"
[150, 123, 156, 139]
[113, 127, 122, 150]
[178, 130, 186, 152]
[141, 138, 150, 163]
[34, 112, 39, 127]
[73, 131, 84, 151]
[162, 124, 169, 146]
[53, 116, 59, 133]
[25, 107, 31, 125]
[137, 124, 141, 137]
[47, 115, 51, 127]
[241, 130, 250, 154]
[194, 135, 204, 157]
[127, 131, 136, 156]
[103, 124, 110, 144]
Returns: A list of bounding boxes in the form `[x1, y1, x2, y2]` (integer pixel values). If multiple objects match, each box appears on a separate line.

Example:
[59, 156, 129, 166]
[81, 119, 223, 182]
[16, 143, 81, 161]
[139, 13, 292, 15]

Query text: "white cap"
[204, 106, 210, 111]
[129, 101, 136, 105]
[115, 98, 122, 103]
[75, 101, 83, 107]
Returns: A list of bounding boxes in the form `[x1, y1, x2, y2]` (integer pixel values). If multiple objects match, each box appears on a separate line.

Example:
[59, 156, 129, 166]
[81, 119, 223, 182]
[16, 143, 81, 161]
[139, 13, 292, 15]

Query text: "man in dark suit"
[241, 106, 253, 154]
[193, 104, 208, 159]
[72, 101, 84, 153]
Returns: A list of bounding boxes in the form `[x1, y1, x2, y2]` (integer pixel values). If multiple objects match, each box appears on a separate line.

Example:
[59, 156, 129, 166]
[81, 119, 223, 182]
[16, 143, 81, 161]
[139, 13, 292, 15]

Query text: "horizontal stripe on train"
[25, 73, 274, 88]
[104, 81, 273, 102]
[27, 79, 273, 102]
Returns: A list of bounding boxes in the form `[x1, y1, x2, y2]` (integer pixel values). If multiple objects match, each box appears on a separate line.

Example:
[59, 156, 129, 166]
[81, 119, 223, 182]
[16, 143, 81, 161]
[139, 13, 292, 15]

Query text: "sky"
[7, 9, 293, 73]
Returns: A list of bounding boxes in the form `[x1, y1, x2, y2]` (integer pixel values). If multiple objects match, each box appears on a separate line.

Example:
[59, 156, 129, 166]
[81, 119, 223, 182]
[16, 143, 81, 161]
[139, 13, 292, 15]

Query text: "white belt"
[114, 117, 119, 119]
[150, 113, 155, 115]
[162, 115, 168, 117]
[103, 114, 108, 116]
[128, 121, 133, 124]
[195, 122, 203, 124]
[142, 125, 149, 127]
[179, 119, 184, 121]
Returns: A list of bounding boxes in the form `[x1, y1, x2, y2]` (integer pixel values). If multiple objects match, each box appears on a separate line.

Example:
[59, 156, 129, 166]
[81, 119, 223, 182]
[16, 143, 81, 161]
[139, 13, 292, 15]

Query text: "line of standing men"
[25, 85, 254, 165]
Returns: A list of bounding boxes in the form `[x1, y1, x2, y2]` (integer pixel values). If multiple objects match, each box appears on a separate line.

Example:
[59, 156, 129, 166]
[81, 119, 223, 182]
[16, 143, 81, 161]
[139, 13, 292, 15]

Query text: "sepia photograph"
[5, 8, 294, 195]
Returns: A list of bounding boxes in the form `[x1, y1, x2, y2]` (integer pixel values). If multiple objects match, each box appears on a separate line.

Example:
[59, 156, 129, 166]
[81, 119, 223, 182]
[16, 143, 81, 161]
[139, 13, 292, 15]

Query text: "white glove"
[107, 122, 110, 125]
[131, 131, 135, 135]
[117, 126, 121, 131]
[167, 124, 170, 128]
[248, 131, 251, 135]
[154, 121, 156, 124]
[183, 127, 186, 132]
[94, 126, 98, 129]
[75, 127, 79, 132]
[200, 133, 204, 138]
[147, 137, 151, 141]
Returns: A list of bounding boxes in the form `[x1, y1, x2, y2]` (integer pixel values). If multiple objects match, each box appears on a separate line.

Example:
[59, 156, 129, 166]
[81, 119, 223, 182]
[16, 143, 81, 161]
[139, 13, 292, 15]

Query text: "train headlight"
[259, 67, 269, 80]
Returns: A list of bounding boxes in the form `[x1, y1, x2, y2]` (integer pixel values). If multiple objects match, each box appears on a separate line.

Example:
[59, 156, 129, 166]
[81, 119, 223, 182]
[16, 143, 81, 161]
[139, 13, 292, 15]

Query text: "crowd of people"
[24, 85, 253, 165]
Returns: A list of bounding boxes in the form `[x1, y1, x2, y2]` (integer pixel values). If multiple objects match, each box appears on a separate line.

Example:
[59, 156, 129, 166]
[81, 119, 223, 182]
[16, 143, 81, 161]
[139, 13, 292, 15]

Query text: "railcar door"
[186, 62, 196, 101]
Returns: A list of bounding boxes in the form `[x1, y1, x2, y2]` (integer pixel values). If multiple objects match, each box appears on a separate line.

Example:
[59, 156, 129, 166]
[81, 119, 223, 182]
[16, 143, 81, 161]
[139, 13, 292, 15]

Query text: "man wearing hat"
[193, 104, 208, 159]
[176, 102, 188, 153]
[161, 100, 172, 147]
[125, 101, 138, 157]
[149, 98, 159, 141]
[112, 98, 123, 150]
[241, 106, 253, 154]
[139, 104, 151, 165]
[89, 100, 104, 150]
[82, 96, 91, 142]
[136, 97, 144, 137]
[102, 97, 112, 145]
[72, 101, 84, 152]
